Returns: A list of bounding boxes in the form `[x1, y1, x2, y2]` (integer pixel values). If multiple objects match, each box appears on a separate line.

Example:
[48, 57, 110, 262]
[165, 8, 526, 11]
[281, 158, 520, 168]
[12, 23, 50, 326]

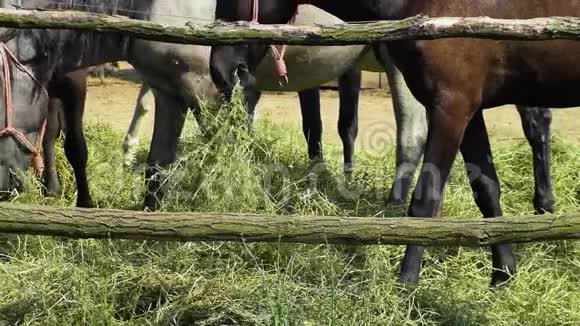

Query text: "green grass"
[1, 98, 580, 325]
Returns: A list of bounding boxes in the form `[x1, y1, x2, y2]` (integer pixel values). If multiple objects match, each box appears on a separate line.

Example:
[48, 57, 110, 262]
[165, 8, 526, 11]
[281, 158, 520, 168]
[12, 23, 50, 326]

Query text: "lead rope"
[250, 0, 297, 86]
[0, 42, 48, 176]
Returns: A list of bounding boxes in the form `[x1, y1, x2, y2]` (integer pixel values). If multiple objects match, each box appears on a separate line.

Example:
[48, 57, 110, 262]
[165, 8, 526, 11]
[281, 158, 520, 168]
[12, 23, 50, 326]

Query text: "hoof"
[490, 268, 515, 287]
[123, 136, 140, 165]
[386, 197, 406, 210]
[307, 159, 328, 187]
[77, 199, 95, 209]
[398, 271, 420, 285]
[309, 156, 325, 168]
[123, 136, 140, 153]
[42, 173, 61, 198]
[533, 194, 555, 214]
[43, 184, 62, 198]
[123, 155, 137, 168]
[144, 194, 161, 212]
[343, 163, 354, 178]
[490, 253, 517, 287]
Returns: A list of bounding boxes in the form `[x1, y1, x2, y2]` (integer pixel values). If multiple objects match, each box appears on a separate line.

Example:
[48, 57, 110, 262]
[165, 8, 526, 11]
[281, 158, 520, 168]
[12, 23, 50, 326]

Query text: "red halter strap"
[0, 42, 49, 176]
[250, 0, 298, 86]
[250, 0, 260, 23]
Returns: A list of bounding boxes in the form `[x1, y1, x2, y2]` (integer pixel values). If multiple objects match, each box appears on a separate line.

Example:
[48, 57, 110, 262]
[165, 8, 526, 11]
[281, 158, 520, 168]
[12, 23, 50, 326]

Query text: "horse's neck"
[149, 0, 216, 25]
[19, 0, 152, 72]
[56, 32, 131, 72]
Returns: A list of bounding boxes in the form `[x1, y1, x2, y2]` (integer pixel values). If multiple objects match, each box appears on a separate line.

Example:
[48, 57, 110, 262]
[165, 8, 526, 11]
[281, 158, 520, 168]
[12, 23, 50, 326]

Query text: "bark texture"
[0, 204, 579, 246]
[0, 9, 579, 45]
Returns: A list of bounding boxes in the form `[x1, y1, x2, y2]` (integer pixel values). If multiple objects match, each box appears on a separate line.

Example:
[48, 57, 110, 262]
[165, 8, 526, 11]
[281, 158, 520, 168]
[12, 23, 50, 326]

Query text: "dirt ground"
[83, 69, 580, 151]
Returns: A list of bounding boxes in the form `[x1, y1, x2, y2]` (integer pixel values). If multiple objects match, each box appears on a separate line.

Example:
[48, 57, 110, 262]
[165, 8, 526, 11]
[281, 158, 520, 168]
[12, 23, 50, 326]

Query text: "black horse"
[209, 0, 562, 286]
[0, 0, 150, 206]
[42, 69, 93, 206]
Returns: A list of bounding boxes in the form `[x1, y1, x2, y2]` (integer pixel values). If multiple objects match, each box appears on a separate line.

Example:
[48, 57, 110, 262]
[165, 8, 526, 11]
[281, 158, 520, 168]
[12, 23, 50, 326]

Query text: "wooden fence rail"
[0, 204, 579, 246]
[0, 10, 579, 246]
[1, 9, 580, 45]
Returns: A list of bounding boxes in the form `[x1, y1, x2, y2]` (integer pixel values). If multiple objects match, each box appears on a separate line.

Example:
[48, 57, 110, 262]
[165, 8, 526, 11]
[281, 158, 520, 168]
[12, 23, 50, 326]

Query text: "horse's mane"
[1, 0, 153, 84]
[10, 0, 155, 55]
[18, 0, 152, 20]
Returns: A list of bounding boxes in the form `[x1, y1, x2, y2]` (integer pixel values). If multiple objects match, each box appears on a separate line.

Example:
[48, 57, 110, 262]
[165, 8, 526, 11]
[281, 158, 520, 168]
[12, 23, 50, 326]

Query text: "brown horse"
[210, 0, 579, 286]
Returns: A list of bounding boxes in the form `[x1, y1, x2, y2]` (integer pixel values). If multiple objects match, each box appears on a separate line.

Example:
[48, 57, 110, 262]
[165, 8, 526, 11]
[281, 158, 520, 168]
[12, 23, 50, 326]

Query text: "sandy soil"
[83, 70, 580, 152]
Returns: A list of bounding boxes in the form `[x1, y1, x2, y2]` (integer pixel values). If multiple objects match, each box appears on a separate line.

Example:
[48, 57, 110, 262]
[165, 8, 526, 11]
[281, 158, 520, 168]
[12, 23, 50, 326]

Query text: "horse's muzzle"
[0, 166, 27, 199]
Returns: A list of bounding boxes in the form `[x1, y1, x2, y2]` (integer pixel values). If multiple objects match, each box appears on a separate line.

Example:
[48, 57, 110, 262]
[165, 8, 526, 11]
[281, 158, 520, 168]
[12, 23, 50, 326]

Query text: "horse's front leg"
[298, 88, 323, 162]
[516, 106, 554, 214]
[144, 89, 188, 211]
[337, 67, 361, 176]
[374, 45, 428, 208]
[123, 83, 154, 166]
[399, 93, 476, 284]
[460, 111, 516, 286]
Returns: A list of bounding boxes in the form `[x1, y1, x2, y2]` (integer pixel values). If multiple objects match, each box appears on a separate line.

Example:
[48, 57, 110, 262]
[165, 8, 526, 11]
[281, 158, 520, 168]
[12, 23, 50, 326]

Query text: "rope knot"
[0, 42, 48, 176]
[251, 0, 295, 86]
[32, 152, 45, 177]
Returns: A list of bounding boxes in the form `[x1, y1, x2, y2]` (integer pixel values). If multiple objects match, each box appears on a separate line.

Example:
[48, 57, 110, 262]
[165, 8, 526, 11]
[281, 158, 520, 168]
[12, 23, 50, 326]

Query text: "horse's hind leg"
[517, 106, 554, 214]
[374, 46, 428, 208]
[298, 88, 323, 162]
[123, 83, 154, 166]
[460, 111, 516, 286]
[399, 92, 479, 284]
[59, 70, 94, 208]
[42, 97, 64, 197]
[338, 67, 361, 176]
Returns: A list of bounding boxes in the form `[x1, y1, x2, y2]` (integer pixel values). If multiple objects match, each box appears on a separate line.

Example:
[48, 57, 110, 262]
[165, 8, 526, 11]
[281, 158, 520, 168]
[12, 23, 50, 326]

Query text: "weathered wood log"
[0, 204, 579, 246]
[1, 9, 580, 45]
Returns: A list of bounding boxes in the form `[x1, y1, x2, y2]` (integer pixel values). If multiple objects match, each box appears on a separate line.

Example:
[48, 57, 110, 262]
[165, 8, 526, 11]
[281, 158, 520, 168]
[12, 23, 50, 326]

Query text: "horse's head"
[210, 0, 298, 101]
[0, 31, 55, 197]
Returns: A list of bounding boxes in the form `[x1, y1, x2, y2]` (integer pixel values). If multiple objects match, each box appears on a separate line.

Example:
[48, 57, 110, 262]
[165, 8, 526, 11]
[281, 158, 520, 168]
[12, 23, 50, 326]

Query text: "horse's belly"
[500, 83, 580, 109]
[486, 40, 580, 108]
[358, 50, 384, 72]
[255, 45, 364, 91]
[130, 40, 217, 105]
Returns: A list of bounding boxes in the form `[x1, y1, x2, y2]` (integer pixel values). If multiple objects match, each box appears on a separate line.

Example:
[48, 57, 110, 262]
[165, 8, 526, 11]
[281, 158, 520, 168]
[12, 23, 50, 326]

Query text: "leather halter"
[250, 0, 298, 86]
[0, 42, 48, 176]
